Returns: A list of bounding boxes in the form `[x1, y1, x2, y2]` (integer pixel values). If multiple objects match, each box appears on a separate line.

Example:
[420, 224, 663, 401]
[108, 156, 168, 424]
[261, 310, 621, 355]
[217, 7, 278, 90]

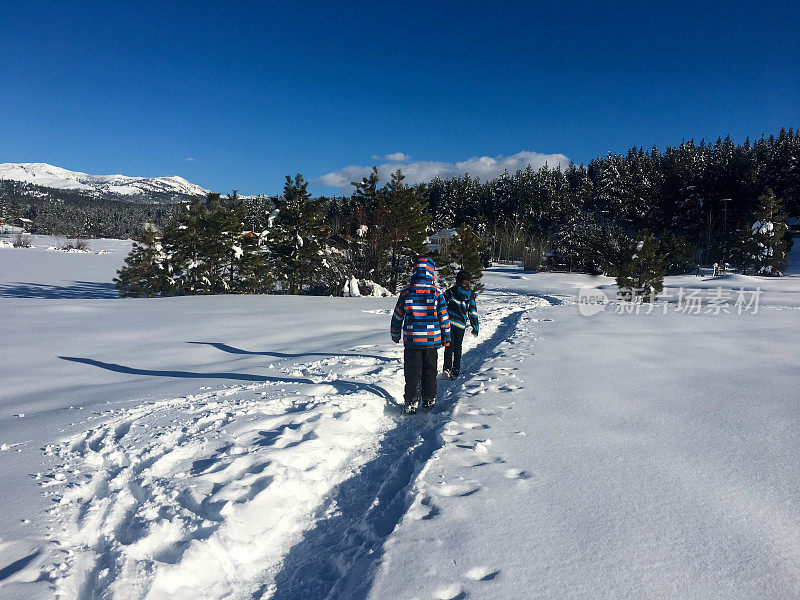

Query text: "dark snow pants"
[404, 347, 438, 405]
[443, 326, 466, 375]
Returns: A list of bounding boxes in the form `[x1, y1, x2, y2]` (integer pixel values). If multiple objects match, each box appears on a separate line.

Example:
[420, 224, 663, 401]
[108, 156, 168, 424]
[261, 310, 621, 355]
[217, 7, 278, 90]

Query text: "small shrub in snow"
[60, 238, 91, 252]
[13, 233, 32, 248]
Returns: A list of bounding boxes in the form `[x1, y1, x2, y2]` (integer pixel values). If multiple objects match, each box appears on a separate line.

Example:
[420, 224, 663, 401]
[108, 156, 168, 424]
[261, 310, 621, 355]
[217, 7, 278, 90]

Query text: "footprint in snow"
[433, 583, 466, 599]
[464, 566, 500, 581]
[504, 468, 531, 480]
[407, 494, 440, 520]
[498, 384, 521, 392]
[434, 482, 480, 497]
[460, 422, 490, 430]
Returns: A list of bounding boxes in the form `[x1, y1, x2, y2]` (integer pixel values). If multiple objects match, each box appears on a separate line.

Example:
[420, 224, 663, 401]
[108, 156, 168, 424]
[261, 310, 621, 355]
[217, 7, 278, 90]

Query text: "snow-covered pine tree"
[188, 193, 232, 294]
[384, 169, 429, 293]
[740, 189, 791, 276]
[216, 190, 253, 294]
[347, 167, 389, 284]
[271, 174, 327, 294]
[557, 165, 593, 271]
[114, 226, 169, 297]
[164, 195, 207, 294]
[616, 229, 665, 301]
[234, 228, 274, 294]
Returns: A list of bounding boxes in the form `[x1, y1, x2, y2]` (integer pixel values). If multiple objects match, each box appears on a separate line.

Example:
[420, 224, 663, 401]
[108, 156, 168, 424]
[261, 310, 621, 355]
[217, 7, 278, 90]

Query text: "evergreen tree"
[616, 230, 665, 301]
[347, 167, 389, 283]
[271, 174, 327, 294]
[384, 169, 429, 292]
[660, 234, 698, 276]
[438, 224, 485, 293]
[739, 189, 791, 276]
[217, 191, 249, 293]
[234, 229, 274, 293]
[165, 195, 208, 294]
[114, 226, 169, 297]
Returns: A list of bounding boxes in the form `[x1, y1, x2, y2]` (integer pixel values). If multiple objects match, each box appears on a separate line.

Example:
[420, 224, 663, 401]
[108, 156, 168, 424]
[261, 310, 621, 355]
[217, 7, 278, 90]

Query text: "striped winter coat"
[390, 257, 451, 348]
[444, 285, 479, 334]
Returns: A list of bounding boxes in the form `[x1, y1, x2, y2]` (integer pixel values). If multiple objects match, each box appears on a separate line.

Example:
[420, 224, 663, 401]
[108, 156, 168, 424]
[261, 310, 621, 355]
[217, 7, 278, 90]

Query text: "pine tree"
[384, 169, 429, 292]
[218, 191, 249, 293]
[739, 189, 791, 276]
[271, 174, 327, 294]
[660, 234, 698, 276]
[114, 226, 169, 297]
[347, 167, 389, 283]
[235, 229, 274, 293]
[162, 196, 207, 295]
[438, 224, 485, 293]
[616, 230, 665, 301]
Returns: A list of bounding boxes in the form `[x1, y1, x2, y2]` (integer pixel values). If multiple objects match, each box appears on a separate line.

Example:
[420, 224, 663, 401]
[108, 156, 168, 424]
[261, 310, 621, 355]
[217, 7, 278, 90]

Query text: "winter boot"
[448, 370, 460, 380]
[403, 399, 419, 415]
[422, 397, 436, 409]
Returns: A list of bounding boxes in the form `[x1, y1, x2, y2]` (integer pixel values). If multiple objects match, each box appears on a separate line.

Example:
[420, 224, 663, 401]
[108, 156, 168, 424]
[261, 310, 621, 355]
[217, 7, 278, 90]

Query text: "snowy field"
[1, 236, 800, 599]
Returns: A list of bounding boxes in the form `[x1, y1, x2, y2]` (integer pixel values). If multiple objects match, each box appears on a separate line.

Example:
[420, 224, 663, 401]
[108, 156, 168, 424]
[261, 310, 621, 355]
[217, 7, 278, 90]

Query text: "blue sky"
[2, 1, 798, 195]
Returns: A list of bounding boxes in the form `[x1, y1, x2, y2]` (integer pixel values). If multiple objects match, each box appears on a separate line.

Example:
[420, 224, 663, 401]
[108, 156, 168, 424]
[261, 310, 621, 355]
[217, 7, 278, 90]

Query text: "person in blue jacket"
[391, 257, 451, 414]
[443, 270, 479, 379]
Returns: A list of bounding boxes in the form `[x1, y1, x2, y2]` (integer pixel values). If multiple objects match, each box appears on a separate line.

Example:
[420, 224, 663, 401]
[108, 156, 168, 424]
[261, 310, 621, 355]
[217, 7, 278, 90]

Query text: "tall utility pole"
[722, 198, 731, 272]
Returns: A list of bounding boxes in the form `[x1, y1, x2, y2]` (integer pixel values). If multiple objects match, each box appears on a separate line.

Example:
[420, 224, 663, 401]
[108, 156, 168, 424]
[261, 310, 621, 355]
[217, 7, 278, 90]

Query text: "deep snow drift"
[1, 236, 799, 599]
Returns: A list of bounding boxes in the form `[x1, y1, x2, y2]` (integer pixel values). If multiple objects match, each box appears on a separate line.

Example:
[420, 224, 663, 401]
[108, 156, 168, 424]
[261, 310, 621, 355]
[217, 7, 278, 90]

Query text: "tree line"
[117, 128, 797, 298]
[115, 170, 483, 297]
[411, 128, 797, 277]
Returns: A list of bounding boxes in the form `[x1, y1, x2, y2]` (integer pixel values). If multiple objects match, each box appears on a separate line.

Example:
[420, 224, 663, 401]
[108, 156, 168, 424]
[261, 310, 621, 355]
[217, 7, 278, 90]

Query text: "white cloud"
[185, 157, 195, 162]
[313, 150, 570, 189]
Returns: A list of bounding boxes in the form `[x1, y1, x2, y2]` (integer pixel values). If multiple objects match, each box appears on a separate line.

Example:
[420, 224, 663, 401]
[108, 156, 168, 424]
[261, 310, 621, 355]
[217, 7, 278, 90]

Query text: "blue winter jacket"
[444, 285, 479, 334]
[391, 257, 451, 348]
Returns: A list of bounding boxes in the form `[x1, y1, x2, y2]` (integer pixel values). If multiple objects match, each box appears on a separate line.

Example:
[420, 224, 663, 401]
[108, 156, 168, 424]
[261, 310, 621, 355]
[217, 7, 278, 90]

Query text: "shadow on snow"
[0, 280, 116, 299]
[187, 341, 394, 363]
[57, 356, 396, 406]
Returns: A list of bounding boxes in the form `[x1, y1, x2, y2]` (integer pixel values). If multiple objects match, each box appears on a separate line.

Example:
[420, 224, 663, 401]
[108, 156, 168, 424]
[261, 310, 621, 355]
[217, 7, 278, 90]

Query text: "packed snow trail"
[267, 305, 546, 600]
[34, 289, 546, 599]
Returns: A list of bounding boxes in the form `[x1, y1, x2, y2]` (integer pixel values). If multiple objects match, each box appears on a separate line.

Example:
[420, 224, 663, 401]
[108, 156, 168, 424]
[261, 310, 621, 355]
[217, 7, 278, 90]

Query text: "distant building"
[0, 217, 32, 234]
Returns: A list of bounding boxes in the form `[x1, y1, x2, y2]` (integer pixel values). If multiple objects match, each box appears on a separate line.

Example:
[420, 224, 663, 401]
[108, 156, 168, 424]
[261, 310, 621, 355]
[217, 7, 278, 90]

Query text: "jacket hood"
[410, 256, 436, 285]
[450, 284, 471, 300]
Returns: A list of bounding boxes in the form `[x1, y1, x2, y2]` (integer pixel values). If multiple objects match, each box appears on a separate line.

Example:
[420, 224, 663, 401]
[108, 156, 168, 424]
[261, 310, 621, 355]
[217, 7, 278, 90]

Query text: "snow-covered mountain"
[0, 162, 209, 201]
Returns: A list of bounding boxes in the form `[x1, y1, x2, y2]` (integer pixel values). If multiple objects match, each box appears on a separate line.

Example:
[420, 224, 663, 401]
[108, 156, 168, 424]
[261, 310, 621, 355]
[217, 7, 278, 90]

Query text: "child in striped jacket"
[391, 256, 451, 414]
[443, 270, 479, 379]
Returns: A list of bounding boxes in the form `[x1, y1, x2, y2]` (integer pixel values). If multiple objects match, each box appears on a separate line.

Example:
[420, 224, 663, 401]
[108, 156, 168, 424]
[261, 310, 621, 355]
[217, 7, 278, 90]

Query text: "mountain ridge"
[0, 162, 210, 203]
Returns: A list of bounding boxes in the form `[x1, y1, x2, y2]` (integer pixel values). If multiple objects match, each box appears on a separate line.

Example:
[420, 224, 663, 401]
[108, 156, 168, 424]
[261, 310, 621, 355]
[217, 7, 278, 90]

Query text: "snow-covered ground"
[1, 236, 799, 599]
